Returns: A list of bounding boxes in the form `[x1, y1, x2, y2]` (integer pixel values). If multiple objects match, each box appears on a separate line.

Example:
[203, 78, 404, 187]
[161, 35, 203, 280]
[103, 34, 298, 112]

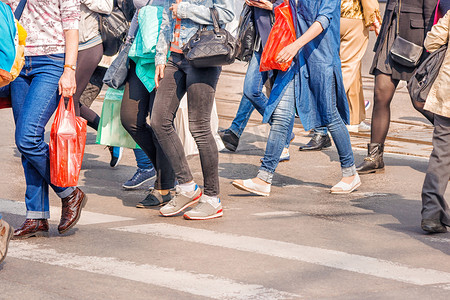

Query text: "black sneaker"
[108, 146, 123, 167]
[136, 189, 173, 208]
[218, 129, 239, 152]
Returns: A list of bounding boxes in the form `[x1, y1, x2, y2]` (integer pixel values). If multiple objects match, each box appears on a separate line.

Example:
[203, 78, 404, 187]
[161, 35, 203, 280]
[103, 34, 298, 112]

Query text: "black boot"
[299, 133, 331, 151]
[356, 143, 385, 174]
[218, 129, 239, 152]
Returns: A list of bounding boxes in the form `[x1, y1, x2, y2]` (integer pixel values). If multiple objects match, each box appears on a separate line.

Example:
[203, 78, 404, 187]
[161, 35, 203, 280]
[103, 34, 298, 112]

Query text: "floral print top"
[3, 0, 80, 56]
[341, 0, 381, 27]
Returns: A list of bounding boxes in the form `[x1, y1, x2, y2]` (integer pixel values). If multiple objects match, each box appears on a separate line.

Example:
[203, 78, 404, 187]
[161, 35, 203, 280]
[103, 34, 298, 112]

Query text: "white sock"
[202, 195, 221, 208]
[178, 181, 196, 196]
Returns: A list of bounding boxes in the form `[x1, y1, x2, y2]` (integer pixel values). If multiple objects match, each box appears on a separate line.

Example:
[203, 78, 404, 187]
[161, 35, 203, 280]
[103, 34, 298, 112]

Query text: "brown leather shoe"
[58, 188, 87, 234]
[13, 219, 49, 240]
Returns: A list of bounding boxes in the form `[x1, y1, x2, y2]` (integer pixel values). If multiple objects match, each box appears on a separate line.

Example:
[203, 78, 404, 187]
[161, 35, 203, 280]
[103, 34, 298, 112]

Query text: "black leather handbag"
[407, 44, 447, 102]
[99, 6, 130, 56]
[235, 4, 256, 62]
[182, 8, 239, 68]
[389, 0, 423, 67]
[103, 43, 131, 89]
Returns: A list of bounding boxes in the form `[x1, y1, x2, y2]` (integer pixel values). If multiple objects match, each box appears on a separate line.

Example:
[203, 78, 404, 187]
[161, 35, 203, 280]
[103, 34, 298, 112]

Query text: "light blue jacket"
[155, 0, 235, 66]
[0, 1, 16, 73]
[264, 0, 350, 131]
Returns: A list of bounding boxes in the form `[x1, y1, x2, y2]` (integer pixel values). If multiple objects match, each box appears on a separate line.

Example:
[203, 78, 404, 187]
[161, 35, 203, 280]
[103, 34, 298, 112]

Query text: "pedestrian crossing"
[3, 198, 450, 298]
[112, 224, 450, 287]
[0, 198, 134, 225]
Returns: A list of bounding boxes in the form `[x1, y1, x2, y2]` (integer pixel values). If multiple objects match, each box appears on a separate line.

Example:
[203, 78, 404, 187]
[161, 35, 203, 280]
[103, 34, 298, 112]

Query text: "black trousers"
[150, 53, 221, 196]
[120, 61, 175, 190]
[421, 114, 450, 226]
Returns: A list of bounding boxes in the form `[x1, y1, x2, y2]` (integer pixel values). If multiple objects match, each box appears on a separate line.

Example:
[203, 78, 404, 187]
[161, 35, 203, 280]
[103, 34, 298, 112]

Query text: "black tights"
[370, 71, 434, 144]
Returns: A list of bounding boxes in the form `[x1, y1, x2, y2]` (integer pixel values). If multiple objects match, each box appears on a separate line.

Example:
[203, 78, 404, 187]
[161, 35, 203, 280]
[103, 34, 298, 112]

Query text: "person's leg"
[340, 18, 369, 126]
[421, 114, 450, 233]
[357, 70, 399, 174]
[232, 81, 295, 196]
[121, 61, 175, 192]
[73, 44, 103, 130]
[134, 148, 153, 170]
[79, 66, 107, 108]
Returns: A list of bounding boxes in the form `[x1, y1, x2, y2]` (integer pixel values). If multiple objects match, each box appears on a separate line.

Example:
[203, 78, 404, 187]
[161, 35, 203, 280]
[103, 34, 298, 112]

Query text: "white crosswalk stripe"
[112, 223, 450, 287]
[8, 241, 300, 300]
[0, 198, 134, 225]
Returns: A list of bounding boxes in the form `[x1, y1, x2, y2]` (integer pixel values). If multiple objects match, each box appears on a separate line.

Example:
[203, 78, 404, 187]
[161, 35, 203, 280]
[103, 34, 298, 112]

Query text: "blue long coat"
[263, 0, 350, 131]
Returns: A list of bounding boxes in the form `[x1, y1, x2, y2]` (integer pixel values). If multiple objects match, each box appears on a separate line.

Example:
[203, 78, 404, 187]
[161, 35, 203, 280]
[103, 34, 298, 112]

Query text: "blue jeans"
[258, 80, 356, 184]
[229, 51, 293, 148]
[11, 54, 75, 219]
[133, 148, 153, 170]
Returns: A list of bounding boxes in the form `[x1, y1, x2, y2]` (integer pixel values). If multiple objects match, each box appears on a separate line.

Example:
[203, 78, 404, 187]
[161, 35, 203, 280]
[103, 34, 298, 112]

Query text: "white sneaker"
[184, 196, 223, 220]
[330, 173, 361, 194]
[346, 124, 359, 133]
[232, 179, 271, 196]
[358, 121, 371, 132]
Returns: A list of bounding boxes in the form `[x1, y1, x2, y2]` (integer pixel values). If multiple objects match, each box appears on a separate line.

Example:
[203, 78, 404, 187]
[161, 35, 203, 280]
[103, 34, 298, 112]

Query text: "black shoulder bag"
[389, 0, 424, 67]
[182, 8, 239, 68]
[235, 4, 256, 62]
[98, 3, 130, 56]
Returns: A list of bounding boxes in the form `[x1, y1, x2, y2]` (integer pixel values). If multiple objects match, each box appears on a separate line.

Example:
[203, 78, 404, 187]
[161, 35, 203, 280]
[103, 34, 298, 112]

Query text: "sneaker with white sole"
[232, 179, 271, 196]
[122, 168, 156, 189]
[358, 121, 371, 132]
[330, 173, 361, 194]
[184, 196, 223, 220]
[160, 185, 202, 216]
[108, 146, 123, 168]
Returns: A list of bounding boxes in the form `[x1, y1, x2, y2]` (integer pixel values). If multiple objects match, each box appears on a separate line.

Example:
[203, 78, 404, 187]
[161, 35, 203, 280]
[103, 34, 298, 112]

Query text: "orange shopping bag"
[49, 96, 87, 187]
[260, 3, 296, 72]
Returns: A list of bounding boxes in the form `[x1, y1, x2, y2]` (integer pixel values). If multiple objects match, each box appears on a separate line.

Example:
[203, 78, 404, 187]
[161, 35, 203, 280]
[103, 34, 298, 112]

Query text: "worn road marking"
[253, 211, 299, 217]
[0, 198, 134, 225]
[113, 223, 450, 287]
[8, 241, 299, 300]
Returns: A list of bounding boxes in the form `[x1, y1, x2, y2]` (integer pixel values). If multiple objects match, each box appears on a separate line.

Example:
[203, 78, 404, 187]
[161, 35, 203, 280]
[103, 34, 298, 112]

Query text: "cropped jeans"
[257, 79, 356, 184]
[229, 50, 293, 148]
[10, 54, 75, 219]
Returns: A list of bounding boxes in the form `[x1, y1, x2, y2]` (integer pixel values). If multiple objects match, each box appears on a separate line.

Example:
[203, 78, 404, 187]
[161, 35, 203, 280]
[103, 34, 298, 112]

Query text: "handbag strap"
[396, 0, 401, 36]
[209, 7, 221, 32]
[14, 0, 28, 20]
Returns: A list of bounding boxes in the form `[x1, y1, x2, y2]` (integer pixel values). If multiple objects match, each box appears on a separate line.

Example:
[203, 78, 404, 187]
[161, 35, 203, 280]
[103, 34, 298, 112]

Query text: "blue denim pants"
[258, 80, 356, 184]
[133, 148, 153, 170]
[229, 51, 293, 148]
[11, 54, 75, 219]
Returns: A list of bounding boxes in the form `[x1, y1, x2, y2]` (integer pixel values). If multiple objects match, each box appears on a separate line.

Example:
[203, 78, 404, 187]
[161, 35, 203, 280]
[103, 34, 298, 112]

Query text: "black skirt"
[370, 12, 418, 81]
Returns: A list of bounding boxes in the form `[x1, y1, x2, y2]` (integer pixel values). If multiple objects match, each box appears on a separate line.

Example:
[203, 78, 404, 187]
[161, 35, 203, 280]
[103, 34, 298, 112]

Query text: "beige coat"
[424, 11, 450, 118]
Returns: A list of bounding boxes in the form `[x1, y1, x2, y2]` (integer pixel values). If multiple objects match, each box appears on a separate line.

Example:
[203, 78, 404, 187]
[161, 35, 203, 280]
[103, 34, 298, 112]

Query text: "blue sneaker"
[122, 168, 156, 189]
[108, 146, 123, 168]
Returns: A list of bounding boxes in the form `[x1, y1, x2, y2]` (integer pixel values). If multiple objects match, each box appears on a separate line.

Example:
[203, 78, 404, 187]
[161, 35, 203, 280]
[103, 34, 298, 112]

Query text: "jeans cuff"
[229, 127, 241, 138]
[257, 169, 273, 184]
[27, 211, 50, 219]
[56, 186, 76, 199]
[342, 165, 357, 177]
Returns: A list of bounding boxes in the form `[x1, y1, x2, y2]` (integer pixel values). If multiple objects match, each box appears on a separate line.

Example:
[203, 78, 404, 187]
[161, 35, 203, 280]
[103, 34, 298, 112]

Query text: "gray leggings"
[150, 53, 221, 196]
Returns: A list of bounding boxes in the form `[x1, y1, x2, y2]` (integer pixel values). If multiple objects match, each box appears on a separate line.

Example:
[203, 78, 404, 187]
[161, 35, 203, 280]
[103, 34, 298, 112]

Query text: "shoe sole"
[223, 142, 237, 152]
[358, 168, 385, 175]
[231, 181, 270, 197]
[12, 230, 49, 240]
[183, 210, 224, 220]
[422, 225, 447, 233]
[160, 193, 202, 217]
[330, 181, 361, 194]
[0, 225, 14, 264]
[122, 175, 157, 189]
[58, 194, 88, 234]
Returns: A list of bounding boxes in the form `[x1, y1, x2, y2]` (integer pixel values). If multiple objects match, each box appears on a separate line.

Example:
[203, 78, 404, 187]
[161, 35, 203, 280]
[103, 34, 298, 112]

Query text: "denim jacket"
[155, 0, 235, 66]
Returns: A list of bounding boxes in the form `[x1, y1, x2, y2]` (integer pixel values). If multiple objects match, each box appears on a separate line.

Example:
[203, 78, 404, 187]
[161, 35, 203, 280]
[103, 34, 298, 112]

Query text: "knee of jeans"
[15, 131, 42, 156]
[188, 120, 211, 141]
[149, 114, 171, 135]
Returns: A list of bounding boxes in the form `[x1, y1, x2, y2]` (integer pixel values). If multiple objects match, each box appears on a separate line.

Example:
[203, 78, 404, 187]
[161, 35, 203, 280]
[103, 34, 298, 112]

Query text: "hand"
[276, 41, 300, 64]
[245, 0, 273, 10]
[369, 18, 381, 36]
[58, 69, 76, 97]
[155, 64, 165, 89]
[169, 0, 182, 19]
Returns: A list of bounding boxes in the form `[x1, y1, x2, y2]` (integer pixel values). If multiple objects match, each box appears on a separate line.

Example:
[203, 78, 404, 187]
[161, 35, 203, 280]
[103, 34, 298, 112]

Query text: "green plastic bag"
[96, 88, 140, 149]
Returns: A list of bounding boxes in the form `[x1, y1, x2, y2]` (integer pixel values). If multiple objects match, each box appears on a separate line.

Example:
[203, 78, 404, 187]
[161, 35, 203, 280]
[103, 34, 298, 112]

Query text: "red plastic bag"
[49, 96, 87, 187]
[260, 3, 296, 72]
